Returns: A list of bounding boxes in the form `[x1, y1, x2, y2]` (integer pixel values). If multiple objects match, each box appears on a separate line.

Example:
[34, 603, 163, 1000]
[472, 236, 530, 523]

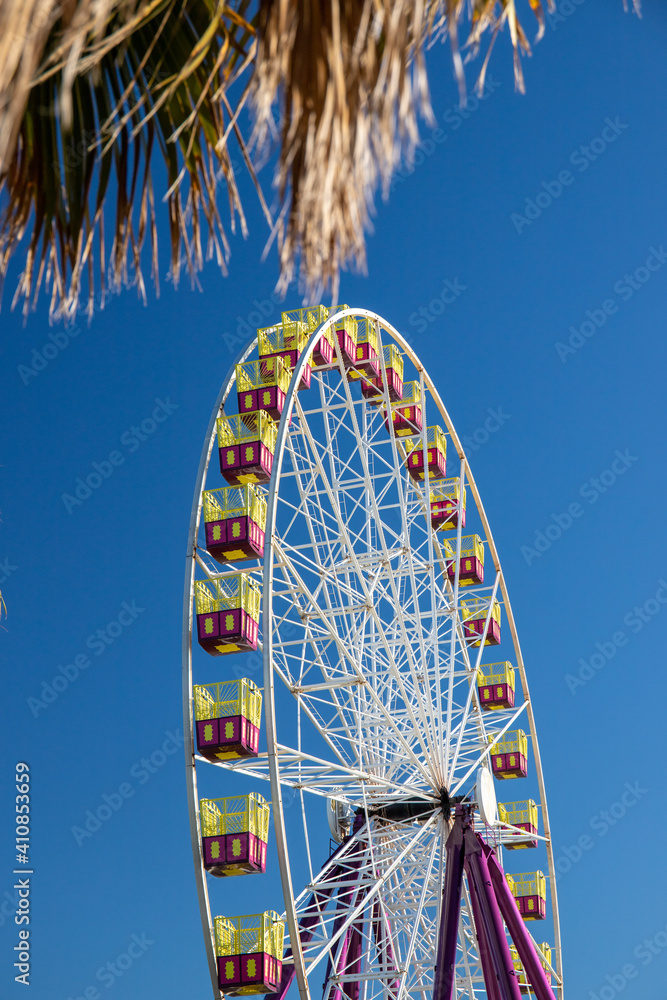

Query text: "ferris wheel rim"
[182, 306, 563, 1000]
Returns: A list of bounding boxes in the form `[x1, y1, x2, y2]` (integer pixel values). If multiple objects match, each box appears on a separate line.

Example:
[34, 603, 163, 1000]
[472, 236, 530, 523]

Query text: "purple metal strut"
[432, 807, 465, 1000]
[463, 825, 522, 1000]
[466, 862, 504, 1000]
[483, 840, 557, 1000]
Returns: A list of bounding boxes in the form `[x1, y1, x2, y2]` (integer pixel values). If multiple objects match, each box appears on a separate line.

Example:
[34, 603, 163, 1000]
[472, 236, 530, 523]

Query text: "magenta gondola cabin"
[333, 315, 358, 368]
[218, 953, 282, 995]
[194, 680, 262, 762]
[479, 682, 515, 710]
[430, 479, 466, 531]
[200, 796, 270, 879]
[463, 616, 501, 645]
[447, 554, 484, 586]
[406, 445, 446, 482]
[361, 367, 404, 404]
[217, 414, 277, 488]
[431, 497, 464, 530]
[202, 832, 267, 877]
[491, 752, 528, 779]
[196, 715, 260, 760]
[519, 894, 547, 920]
[194, 577, 261, 656]
[203, 485, 267, 564]
[215, 912, 284, 996]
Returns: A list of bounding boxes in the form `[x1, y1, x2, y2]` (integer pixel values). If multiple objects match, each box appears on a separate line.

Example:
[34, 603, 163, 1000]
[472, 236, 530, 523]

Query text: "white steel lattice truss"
[182, 310, 563, 1000]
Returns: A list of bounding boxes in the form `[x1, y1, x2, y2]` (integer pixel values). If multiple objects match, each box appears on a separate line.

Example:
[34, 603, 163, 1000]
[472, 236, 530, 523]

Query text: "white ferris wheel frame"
[181, 308, 563, 1000]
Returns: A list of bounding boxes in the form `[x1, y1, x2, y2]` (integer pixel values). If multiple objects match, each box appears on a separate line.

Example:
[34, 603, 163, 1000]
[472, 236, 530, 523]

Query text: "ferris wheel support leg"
[466, 869, 504, 1000]
[432, 812, 465, 1000]
[483, 842, 557, 1000]
[464, 829, 522, 1000]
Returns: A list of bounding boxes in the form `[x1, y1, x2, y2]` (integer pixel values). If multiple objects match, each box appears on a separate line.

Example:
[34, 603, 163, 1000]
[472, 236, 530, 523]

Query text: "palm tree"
[0, 0, 639, 322]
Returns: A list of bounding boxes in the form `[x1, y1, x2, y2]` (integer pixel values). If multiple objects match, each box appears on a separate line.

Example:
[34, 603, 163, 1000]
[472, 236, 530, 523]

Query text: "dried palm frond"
[0, 0, 640, 318]
[252, 0, 567, 301]
[0, 0, 265, 322]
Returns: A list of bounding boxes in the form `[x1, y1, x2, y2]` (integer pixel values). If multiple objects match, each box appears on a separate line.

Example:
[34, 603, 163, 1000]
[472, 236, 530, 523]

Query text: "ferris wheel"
[182, 306, 564, 1000]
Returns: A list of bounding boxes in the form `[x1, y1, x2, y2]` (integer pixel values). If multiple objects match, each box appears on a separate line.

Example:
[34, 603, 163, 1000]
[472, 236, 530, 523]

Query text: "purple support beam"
[464, 826, 522, 1000]
[467, 866, 504, 1000]
[483, 840, 557, 1000]
[432, 810, 465, 1000]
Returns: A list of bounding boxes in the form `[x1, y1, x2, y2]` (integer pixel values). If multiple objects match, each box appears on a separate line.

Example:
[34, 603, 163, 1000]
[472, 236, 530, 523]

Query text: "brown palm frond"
[0, 0, 265, 322]
[252, 0, 564, 301]
[0, 0, 640, 318]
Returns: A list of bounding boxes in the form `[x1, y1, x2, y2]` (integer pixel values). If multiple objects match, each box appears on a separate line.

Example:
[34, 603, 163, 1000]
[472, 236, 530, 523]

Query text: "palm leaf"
[0, 0, 640, 318]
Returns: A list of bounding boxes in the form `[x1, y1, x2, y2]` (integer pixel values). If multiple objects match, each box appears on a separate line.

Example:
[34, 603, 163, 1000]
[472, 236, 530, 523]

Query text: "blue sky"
[1, 2, 667, 999]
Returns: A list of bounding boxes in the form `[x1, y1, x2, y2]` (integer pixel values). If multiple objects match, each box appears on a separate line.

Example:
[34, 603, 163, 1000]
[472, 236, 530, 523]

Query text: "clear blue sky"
[1, 2, 666, 998]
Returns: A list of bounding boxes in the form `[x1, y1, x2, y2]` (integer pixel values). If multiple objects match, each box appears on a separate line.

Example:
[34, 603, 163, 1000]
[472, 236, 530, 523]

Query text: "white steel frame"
[182, 309, 563, 1000]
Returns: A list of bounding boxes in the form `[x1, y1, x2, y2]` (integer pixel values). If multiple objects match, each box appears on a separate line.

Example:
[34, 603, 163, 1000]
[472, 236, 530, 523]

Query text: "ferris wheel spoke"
[394, 832, 440, 1000]
[291, 391, 446, 777]
[269, 543, 436, 787]
[301, 816, 438, 977]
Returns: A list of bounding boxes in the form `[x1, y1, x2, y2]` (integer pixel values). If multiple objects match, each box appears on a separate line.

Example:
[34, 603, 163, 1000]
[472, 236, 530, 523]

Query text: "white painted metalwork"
[182, 308, 563, 1000]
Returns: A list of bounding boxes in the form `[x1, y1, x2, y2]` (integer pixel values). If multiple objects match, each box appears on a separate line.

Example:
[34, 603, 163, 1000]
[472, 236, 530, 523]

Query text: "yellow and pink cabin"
[215, 912, 284, 995]
[385, 381, 423, 437]
[200, 794, 269, 877]
[507, 871, 547, 921]
[202, 485, 267, 563]
[257, 319, 312, 390]
[498, 799, 539, 850]
[361, 344, 404, 404]
[194, 575, 261, 656]
[404, 424, 447, 481]
[193, 679, 262, 761]
[281, 304, 336, 367]
[489, 729, 528, 780]
[236, 357, 292, 423]
[351, 320, 380, 377]
[477, 661, 515, 710]
[462, 597, 501, 645]
[217, 413, 278, 487]
[430, 478, 466, 531]
[333, 312, 358, 368]
[443, 533, 485, 586]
